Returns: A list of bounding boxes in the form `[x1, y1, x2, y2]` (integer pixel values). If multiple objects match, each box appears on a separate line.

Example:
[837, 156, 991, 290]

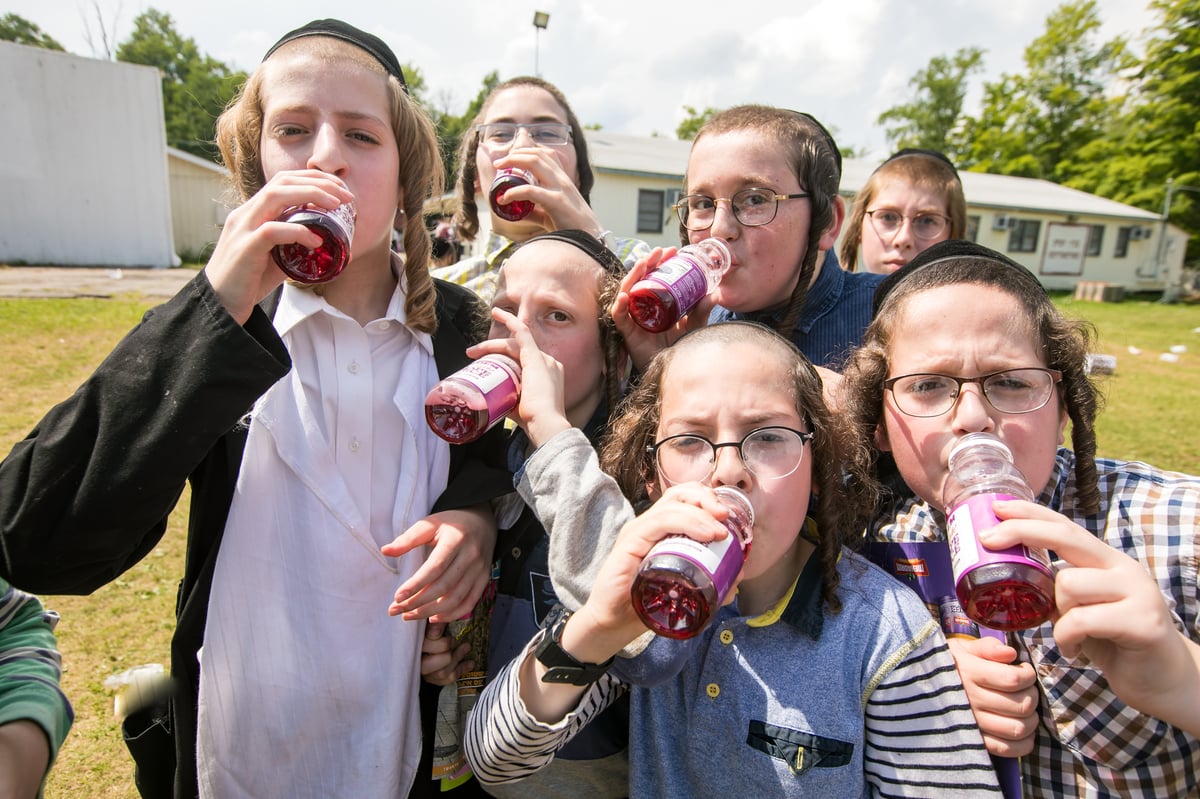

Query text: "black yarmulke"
[262, 19, 407, 91]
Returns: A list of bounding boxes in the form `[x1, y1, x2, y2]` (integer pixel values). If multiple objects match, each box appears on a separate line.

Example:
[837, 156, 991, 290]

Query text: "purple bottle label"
[642, 255, 709, 315]
[453, 357, 520, 418]
[643, 533, 743, 603]
[947, 492, 1053, 579]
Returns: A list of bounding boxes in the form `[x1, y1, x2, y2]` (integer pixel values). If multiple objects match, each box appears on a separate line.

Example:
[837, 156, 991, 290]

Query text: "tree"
[116, 10, 245, 163]
[876, 46, 984, 158]
[958, 0, 1130, 180]
[676, 105, 718, 141]
[0, 13, 65, 50]
[1064, 0, 1200, 262]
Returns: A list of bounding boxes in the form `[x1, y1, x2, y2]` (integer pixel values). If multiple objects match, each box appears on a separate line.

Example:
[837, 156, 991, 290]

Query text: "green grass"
[0, 290, 1196, 797]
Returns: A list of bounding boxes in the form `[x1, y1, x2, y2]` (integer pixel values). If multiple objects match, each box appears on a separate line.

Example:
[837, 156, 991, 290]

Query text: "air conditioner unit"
[992, 213, 1013, 231]
[1130, 226, 1152, 241]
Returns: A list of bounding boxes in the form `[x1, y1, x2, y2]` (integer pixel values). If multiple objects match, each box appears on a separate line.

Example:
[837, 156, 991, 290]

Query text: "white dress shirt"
[197, 274, 449, 799]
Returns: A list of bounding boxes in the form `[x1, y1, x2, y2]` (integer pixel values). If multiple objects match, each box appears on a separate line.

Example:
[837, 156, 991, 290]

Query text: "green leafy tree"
[958, 0, 1130, 180]
[0, 13, 65, 50]
[876, 46, 984, 158]
[116, 9, 245, 162]
[676, 105, 718, 141]
[425, 70, 500, 190]
[1064, 0, 1200, 262]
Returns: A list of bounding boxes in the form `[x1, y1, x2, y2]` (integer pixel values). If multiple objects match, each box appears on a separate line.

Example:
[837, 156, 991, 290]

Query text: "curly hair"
[214, 36, 445, 332]
[684, 107, 842, 338]
[840, 150, 966, 272]
[838, 256, 1102, 514]
[599, 322, 877, 614]
[453, 77, 594, 244]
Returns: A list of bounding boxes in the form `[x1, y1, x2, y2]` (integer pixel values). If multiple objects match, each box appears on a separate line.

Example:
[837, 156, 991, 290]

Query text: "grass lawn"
[0, 289, 1195, 797]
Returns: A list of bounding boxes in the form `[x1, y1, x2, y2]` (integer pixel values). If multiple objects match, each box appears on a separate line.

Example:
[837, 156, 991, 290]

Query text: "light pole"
[1157, 177, 1200, 303]
[533, 12, 550, 76]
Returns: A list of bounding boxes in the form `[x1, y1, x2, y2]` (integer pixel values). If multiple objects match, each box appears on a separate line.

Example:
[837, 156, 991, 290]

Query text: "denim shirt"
[709, 250, 884, 369]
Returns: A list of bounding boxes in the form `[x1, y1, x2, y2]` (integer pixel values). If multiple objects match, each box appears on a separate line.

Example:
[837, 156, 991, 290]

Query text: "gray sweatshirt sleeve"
[516, 428, 635, 610]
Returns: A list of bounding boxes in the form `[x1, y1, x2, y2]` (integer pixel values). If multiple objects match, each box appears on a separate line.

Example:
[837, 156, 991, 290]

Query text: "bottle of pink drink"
[272, 202, 356, 284]
[488, 168, 537, 222]
[943, 432, 1055, 631]
[627, 239, 732, 333]
[424, 354, 521, 444]
[631, 486, 754, 639]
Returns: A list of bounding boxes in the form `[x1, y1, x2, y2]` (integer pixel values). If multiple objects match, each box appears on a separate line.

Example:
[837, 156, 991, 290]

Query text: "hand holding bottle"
[610, 248, 717, 372]
[487, 148, 600, 234]
[981, 498, 1200, 737]
[577, 485, 735, 638]
[205, 170, 354, 323]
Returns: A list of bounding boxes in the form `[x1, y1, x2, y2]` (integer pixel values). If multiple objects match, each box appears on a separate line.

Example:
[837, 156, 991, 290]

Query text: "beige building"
[545, 131, 1185, 294]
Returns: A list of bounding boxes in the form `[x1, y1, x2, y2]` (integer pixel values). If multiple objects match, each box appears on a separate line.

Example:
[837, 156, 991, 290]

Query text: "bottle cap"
[948, 432, 1013, 467]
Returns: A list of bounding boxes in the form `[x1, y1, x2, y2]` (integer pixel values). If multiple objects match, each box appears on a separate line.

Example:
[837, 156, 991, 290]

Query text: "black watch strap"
[534, 605, 615, 685]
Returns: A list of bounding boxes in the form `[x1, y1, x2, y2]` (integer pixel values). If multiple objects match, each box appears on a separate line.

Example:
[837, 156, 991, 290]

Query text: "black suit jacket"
[0, 274, 510, 798]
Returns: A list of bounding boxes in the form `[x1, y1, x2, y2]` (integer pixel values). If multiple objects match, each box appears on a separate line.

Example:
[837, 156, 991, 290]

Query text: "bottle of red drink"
[943, 432, 1056, 631]
[627, 239, 732, 333]
[631, 486, 754, 639]
[272, 202, 356, 284]
[424, 354, 521, 444]
[488, 168, 537, 222]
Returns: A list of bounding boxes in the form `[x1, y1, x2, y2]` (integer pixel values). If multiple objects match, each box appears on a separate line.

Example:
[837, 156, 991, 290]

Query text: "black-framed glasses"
[674, 188, 809, 231]
[865, 209, 949, 241]
[883, 368, 1063, 418]
[648, 426, 814, 484]
[475, 122, 572, 148]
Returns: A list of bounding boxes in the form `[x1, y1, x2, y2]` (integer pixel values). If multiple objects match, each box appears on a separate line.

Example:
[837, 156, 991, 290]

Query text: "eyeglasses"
[883, 368, 1063, 418]
[866, 209, 949, 241]
[475, 122, 573, 149]
[674, 188, 810, 231]
[648, 426, 814, 484]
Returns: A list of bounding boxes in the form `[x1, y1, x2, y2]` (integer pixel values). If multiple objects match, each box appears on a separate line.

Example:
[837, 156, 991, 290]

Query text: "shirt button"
[348, 361, 359, 374]
[706, 683, 720, 698]
[719, 629, 734, 645]
[511, 547, 521, 559]
[377, 321, 391, 330]
[349, 438, 361, 452]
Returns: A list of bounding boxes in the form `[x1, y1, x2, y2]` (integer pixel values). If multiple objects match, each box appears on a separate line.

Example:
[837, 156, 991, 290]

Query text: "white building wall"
[168, 148, 229, 261]
[0, 42, 176, 267]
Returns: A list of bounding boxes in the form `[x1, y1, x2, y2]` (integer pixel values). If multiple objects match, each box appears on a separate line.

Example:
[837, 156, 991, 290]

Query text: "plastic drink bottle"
[631, 486, 754, 639]
[272, 202, 356, 284]
[488, 168, 537, 222]
[627, 239, 732, 332]
[943, 432, 1056, 631]
[424, 354, 521, 444]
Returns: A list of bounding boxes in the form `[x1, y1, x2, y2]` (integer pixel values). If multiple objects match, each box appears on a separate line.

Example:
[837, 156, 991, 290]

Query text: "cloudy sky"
[8, 0, 1156, 161]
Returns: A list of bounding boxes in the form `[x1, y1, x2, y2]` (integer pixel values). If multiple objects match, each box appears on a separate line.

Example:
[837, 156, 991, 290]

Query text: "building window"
[1086, 224, 1104, 256]
[1114, 226, 1132, 258]
[637, 190, 665, 234]
[1007, 219, 1041, 253]
[966, 215, 980, 242]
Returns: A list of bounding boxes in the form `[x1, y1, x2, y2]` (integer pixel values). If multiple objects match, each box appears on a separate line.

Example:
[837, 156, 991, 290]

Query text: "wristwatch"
[534, 604, 615, 685]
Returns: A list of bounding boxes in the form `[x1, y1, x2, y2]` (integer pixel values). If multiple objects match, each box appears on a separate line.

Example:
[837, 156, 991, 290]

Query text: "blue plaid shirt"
[871, 448, 1200, 798]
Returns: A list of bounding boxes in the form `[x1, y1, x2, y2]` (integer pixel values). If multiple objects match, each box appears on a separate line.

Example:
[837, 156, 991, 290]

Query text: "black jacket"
[0, 274, 511, 798]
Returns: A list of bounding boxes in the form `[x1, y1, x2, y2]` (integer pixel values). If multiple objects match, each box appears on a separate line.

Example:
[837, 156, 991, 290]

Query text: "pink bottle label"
[454, 358, 520, 417]
[643, 256, 708, 314]
[947, 492, 1053, 579]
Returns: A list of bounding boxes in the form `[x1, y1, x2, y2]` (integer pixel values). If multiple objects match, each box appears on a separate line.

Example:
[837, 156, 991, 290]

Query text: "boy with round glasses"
[839, 239, 1200, 797]
[612, 105, 884, 373]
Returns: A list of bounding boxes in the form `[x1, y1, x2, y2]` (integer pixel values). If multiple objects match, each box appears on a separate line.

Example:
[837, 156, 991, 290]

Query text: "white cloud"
[6, 0, 1157, 161]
